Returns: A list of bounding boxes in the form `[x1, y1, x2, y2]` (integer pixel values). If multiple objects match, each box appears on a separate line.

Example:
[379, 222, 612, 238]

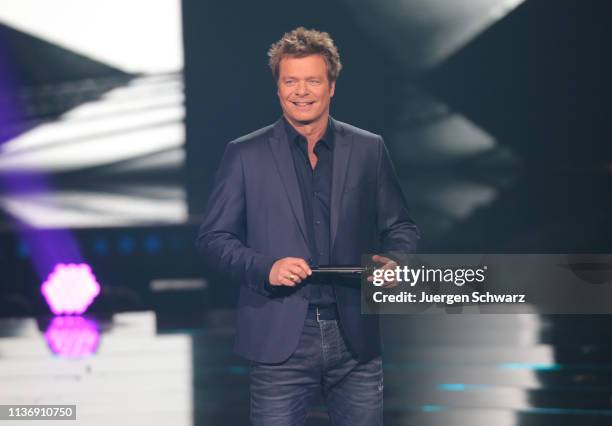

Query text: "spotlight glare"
[41, 263, 101, 314]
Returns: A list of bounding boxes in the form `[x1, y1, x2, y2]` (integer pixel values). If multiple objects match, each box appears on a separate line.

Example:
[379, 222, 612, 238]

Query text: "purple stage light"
[44, 316, 100, 358]
[41, 263, 101, 315]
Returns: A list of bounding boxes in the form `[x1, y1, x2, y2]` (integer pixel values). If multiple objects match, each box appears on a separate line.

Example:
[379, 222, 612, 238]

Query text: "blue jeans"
[250, 318, 383, 425]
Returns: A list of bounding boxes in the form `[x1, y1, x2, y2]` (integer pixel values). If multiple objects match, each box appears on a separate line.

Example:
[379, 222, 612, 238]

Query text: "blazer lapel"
[330, 118, 353, 251]
[268, 118, 310, 247]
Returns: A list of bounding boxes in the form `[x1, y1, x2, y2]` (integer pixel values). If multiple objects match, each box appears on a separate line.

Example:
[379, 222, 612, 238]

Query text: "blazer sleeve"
[196, 141, 277, 297]
[376, 136, 420, 253]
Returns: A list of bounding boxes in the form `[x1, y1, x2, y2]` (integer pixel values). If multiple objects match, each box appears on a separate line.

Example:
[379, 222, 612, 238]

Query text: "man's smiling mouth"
[291, 101, 315, 107]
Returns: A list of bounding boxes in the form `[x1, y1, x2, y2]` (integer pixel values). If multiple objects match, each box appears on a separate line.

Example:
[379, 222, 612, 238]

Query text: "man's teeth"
[294, 102, 312, 106]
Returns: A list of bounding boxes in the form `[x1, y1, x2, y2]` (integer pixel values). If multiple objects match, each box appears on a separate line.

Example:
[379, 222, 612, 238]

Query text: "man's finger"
[286, 265, 307, 280]
[281, 269, 302, 284]
[270, 278, 295, 287]
[383, 261, 398, 270]
[283, 268, 304, 282]
[294, 259, 312, 276]
[278, 275, 296, 286]
[372, 254, 393, 265]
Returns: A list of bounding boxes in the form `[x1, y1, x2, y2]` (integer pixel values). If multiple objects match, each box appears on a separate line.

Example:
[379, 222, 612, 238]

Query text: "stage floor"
[1, 311, 612, 425]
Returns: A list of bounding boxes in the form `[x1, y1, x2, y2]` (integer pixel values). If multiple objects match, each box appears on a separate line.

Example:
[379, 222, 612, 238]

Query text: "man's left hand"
[368, 254, 398, 288]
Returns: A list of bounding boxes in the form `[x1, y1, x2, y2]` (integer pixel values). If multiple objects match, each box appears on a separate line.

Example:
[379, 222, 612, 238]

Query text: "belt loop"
[316, 307, 321, 323]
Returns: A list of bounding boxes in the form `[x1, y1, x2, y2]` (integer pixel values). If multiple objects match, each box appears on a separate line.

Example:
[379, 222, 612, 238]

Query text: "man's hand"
[269, 257, 312, 287]
[368, 254, 398, 288]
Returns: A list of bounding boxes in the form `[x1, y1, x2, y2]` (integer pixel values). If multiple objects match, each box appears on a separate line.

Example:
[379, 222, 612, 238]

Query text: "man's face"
[277, 54, 335, 126]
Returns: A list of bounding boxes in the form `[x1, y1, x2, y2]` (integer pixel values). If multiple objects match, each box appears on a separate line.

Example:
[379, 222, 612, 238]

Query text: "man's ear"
[330, 80, 335, 98]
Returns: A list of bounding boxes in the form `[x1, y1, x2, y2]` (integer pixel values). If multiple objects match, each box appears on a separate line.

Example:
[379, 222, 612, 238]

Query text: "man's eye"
[285, 80, 295, 85]
[309, 80, 321, 85]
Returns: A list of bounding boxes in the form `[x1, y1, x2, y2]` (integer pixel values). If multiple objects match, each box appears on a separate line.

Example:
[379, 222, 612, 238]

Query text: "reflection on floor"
[1, 311, 612, 425]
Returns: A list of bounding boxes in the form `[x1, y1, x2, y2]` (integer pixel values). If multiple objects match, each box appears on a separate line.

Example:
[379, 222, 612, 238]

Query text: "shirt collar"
[283, 116, 334, 151]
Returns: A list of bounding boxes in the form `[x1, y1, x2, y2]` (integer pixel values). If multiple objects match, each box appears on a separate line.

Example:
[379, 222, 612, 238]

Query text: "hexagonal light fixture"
[41, 263, 101, 315]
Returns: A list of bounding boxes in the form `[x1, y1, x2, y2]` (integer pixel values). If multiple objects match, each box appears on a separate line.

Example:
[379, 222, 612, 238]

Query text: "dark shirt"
[283, 117, 336, 306]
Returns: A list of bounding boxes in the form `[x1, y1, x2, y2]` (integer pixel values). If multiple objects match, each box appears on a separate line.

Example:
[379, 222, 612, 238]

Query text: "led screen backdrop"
[0, 0, 186, 229]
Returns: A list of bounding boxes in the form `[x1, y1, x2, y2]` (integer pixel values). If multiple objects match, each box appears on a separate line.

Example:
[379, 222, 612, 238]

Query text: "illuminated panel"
[0, 0, 183, 73]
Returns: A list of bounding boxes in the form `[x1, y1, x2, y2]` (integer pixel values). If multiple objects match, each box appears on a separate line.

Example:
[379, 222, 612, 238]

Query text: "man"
[197, 27, 419, 425]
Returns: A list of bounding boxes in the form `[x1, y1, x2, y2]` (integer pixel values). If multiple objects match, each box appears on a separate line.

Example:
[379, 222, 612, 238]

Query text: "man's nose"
[295, 81, 308, 95]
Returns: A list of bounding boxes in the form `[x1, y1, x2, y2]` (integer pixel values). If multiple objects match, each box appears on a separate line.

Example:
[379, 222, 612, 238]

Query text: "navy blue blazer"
[197, 117, 419, 363]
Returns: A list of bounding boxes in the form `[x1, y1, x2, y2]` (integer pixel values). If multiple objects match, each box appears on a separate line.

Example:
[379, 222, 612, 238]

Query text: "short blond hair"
[268, 27, 342, 83]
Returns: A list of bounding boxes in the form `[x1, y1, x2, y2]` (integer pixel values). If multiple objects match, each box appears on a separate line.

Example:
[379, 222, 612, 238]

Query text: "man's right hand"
[269, 257, 312, 286]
